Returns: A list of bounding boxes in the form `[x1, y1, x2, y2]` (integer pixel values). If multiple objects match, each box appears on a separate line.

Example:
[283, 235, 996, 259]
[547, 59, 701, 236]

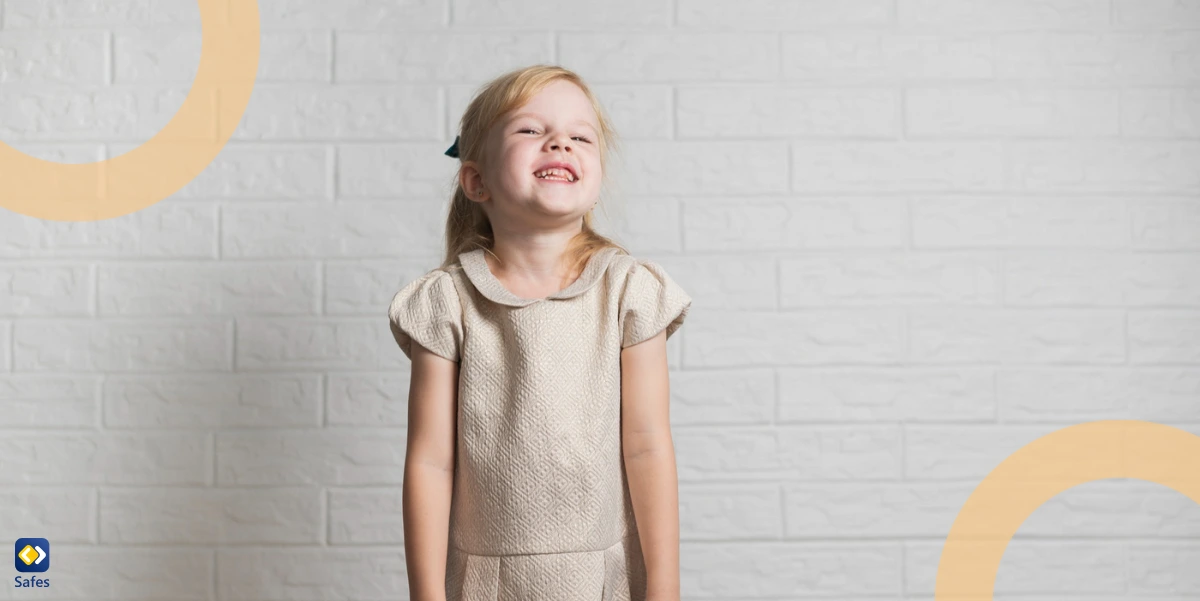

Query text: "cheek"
[501, 159, 531, 183]
[506, 147, 538, 177]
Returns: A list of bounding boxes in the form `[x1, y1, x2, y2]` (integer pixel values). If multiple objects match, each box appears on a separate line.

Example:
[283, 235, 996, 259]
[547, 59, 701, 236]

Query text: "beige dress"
[387, 246, 691, 601]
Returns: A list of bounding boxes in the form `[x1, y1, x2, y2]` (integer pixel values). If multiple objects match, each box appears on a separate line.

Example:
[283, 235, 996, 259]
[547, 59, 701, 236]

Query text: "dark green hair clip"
[445, 135, 460, 158]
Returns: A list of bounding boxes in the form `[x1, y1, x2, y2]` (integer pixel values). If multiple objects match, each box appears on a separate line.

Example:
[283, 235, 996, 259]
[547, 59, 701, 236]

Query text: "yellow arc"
[936, 420, 1200, 599]
[0, 0, 260, 222]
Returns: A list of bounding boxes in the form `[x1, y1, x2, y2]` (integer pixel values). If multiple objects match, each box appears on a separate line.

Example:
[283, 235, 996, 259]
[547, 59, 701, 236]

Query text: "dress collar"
[458, 246, 622, 307]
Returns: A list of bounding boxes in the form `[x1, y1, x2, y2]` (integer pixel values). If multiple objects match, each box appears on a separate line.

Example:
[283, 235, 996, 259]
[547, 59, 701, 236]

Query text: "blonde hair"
[438, 64, 628, 276]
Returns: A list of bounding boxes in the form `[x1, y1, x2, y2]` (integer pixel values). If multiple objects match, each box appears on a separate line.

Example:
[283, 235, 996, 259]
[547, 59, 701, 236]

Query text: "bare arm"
[403, 343, 459, 601]
[620, 330, 681, 600]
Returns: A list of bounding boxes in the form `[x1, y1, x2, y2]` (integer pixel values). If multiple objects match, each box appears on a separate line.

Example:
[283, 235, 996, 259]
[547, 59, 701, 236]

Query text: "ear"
[458, 162, 487, 201]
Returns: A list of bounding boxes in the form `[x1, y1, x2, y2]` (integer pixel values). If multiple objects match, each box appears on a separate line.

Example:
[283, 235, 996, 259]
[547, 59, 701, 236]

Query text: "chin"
[526, 197, 590, 216]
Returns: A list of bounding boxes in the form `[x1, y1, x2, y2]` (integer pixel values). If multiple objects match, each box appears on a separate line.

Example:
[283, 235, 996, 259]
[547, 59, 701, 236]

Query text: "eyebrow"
[509, 112, 597, 132]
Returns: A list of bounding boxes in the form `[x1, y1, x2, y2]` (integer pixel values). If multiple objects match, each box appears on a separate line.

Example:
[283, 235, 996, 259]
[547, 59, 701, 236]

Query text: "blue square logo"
[14, 538, 49, 573]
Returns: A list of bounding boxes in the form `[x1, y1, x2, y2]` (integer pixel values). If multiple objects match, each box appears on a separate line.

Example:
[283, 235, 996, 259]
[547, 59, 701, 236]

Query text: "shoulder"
[611, 254, 692, 348]
[610, 254, 685, 296]
[608, 252, 669, 283]
[389, 268, 460, 312]
[387, 268, 464, 362]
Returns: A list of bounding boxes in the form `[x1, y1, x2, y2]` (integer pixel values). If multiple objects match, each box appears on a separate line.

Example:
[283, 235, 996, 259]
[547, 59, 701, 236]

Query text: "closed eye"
[519, 129, 592, 143]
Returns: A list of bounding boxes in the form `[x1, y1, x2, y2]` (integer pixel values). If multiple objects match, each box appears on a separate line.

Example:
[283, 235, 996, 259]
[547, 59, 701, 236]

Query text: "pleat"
[465, 552, 500, 601]
[601, 537, 628, 601]
[446, 547, 500, 601]
[604, 533, 647, 601]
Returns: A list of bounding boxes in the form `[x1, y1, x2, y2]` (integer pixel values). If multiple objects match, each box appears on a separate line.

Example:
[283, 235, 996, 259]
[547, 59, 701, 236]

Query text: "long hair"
[438, 64, 629, 276]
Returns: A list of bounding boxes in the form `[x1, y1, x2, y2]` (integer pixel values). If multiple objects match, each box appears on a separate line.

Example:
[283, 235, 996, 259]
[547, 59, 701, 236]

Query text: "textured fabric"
[387, 246, 691, 601]
[388, 269, 464, 362]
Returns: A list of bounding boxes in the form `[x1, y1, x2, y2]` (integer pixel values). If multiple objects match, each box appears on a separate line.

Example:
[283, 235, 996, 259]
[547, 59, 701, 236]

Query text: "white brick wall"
[1, 0, 1199, 599]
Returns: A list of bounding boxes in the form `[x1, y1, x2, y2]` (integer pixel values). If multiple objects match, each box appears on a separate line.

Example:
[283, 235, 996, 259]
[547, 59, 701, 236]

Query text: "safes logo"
[13, 538, 50, 589]
[14, 539, 48, 572]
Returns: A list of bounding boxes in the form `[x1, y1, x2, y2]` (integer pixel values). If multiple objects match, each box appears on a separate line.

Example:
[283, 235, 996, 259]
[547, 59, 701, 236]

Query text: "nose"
[548, 133, 573, 152]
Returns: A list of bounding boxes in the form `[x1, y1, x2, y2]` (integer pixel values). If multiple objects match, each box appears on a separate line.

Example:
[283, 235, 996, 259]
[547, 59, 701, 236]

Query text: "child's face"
[474, 80, 602, 227]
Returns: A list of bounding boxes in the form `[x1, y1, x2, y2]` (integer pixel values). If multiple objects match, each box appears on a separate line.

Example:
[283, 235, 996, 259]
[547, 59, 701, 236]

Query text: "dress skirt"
[445, 531, 647, 601]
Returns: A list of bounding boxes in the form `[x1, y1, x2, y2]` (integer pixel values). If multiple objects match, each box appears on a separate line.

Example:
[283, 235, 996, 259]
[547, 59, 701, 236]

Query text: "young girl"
[388, 64, 691, 601]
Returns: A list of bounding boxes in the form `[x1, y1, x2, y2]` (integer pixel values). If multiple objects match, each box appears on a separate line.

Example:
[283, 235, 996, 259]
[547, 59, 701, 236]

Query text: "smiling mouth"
[533, 165, 578, 182]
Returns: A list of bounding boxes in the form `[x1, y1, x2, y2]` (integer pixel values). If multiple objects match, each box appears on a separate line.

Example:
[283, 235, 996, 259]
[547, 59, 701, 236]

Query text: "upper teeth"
[535, 168, 575, 181]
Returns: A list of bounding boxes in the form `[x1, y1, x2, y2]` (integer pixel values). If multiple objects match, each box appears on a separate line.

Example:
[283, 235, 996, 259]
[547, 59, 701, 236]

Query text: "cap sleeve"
[618, 259, 692, 349]
[387, 270, 463, 362]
